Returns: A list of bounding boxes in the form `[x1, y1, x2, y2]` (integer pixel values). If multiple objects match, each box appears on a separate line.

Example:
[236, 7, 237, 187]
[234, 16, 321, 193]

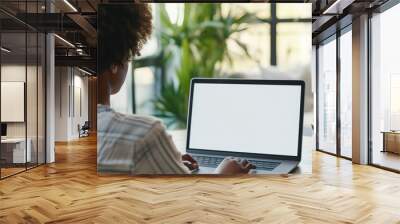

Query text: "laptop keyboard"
[192, 155, 281, 171]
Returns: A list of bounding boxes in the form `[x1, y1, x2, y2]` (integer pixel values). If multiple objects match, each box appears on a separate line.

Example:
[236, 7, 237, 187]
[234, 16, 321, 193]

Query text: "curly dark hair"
[98, 3, 152, 74]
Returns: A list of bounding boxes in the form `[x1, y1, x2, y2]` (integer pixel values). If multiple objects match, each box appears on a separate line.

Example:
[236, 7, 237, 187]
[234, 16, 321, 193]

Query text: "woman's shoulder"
[97, 104, 163, 139]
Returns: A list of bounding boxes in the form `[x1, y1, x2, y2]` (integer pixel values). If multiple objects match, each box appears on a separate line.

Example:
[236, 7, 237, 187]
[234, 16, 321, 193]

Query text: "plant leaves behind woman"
[155, 4, 261, 128]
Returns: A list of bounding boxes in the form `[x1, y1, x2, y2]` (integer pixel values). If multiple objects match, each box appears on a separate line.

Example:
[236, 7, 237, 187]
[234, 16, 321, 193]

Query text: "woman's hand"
[214, 157, 256, 175]
[181, 154, 199, 171]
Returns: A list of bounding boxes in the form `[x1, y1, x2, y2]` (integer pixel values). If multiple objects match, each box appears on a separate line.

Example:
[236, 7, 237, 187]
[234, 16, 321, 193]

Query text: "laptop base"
[191, 154, 299, 174]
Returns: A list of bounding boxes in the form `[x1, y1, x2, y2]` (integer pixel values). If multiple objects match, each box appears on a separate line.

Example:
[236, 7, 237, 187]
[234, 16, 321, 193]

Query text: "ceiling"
[311, 0, 390, 43]
[1, 32, 45, 64]
[0, 0, 395, 72]
[0, 0, 101, 72]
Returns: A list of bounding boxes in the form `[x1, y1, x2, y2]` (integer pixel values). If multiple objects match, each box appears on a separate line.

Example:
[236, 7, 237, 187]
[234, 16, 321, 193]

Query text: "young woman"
[97, 4, 255, 175]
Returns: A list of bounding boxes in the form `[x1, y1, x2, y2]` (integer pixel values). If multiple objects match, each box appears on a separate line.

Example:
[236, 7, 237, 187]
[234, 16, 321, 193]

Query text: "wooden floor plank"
[0, 135, 399, 223]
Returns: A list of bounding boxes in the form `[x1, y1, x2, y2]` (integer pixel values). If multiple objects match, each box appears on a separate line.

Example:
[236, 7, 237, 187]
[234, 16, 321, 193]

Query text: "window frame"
[315, 24, 353, 161]
[131, 3, 312, 113]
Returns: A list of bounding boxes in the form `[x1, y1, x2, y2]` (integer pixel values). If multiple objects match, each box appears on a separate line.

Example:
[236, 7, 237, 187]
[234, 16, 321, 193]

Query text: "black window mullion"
[44, 0, 48, 164]
[25, 0, 28, 171]
[270, 4, 277, 66]
[336, 30, 341, 157]
[132, 62, 136, 114]
[316, 45, 319, 151]
[367, 11, 373, 165]
[36, 0, 39, 167]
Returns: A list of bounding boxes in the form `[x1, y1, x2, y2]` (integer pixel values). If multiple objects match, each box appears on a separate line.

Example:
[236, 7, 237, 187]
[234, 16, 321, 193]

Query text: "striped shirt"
[97, 104, 190, 175]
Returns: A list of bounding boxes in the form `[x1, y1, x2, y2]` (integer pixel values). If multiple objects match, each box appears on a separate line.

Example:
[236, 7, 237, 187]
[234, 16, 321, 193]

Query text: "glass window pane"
[1, 32, 27, 177]
[277, 23, 311, 69]
[222, 3, 270, 19]
[26, 0, 40, 166]
[340, 29, 352, 158]
[134, 67, 157, 115]
[220, 23, 270, 75]
[318, 38, 337, 154]
[38, 33, 45, 165]
[220, 4, 271, 75]
[27, 31, 38, 168]
[371, 4, 400, 171]
[110, 63, 133, 114]
[390, 75, 400, 129]
[277, 3, 311, 19]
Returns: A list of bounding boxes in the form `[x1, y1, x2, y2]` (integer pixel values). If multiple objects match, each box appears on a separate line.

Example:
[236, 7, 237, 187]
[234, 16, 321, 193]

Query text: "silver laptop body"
[186, 78, 305, 174]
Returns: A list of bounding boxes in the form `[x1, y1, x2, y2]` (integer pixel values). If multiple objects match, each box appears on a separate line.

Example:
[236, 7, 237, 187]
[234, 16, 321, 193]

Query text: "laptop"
[186, 78, 305, 174]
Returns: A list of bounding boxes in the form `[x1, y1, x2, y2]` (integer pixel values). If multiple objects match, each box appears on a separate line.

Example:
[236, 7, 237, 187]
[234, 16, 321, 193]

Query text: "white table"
[168, 130, 313, 174]
[1, 138, 31, 163]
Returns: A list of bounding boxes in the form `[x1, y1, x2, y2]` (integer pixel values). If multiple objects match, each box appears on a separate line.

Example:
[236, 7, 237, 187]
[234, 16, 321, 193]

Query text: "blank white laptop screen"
[188, 83, 302, 156]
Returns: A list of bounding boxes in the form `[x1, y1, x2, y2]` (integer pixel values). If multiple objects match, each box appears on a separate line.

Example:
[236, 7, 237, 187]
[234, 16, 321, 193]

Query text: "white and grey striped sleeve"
[132, 122, 190, 175]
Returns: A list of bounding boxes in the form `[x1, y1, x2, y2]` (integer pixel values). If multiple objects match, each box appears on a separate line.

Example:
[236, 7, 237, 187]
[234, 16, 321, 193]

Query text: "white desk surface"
[1, 137, 32, 163]
[168, 129, 313, 174]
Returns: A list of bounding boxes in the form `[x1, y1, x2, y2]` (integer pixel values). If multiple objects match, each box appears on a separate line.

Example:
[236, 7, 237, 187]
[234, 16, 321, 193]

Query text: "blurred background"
[109, 3, 313, 130]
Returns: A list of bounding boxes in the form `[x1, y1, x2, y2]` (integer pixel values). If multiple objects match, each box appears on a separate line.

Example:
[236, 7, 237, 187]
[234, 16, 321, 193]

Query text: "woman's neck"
[97, 72, 111, 106]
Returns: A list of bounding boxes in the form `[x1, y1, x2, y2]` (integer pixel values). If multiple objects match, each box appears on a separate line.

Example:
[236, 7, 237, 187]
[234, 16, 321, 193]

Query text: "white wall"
[1, 65, 35, 137]
[72, 73, 89, 138]
[55, 67, 89, 141]
[55, 67, 68, 141]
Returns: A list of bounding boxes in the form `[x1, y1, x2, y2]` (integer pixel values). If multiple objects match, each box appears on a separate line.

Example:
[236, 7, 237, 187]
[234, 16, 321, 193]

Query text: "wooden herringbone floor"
[1, 135, 400, 224]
